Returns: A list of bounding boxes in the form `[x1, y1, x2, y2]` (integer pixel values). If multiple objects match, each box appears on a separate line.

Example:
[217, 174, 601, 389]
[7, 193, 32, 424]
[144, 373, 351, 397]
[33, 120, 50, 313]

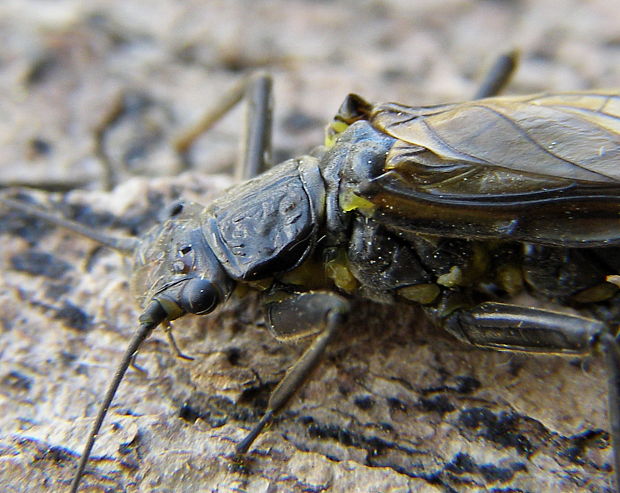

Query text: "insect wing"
[358, 91, 620, 246]
[372, 91, 620, 183]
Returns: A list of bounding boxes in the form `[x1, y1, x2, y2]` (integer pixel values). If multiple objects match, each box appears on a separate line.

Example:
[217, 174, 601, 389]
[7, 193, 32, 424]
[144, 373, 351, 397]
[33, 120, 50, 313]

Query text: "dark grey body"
[118, 88, 620, 489]
[197, 121, 620, 334]
[204, 155, 325, 281]
[10, 63, 615, 493]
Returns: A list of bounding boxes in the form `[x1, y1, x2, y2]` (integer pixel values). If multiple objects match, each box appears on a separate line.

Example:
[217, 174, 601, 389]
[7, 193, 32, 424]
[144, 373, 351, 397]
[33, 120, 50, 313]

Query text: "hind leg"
[173, 72, 273, 180]
[443, 301, 620, 490]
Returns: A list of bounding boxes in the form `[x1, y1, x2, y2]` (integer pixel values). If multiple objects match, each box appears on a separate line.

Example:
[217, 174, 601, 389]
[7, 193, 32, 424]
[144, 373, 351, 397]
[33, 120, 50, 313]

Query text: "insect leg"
[443, 301, 604, 354]
[236, 291, 349, 454]
[93, 91, 127, 190]
[473, 50, 519, 99]
[443, 301, 620, 489]
[237, 72, 272, 180]
[163, 322, 195, 361]
[601, 332, 620, 492]
[172, 72, 273, 180]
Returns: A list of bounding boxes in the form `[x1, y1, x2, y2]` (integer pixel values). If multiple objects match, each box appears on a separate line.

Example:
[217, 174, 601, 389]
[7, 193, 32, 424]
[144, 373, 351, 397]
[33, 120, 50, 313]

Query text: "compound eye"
[179, 278, 219, 315]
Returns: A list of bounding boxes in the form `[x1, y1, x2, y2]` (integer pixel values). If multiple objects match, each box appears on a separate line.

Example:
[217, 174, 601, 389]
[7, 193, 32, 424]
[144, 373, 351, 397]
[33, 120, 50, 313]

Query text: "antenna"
[69, 301, 167, 493]
[0, 195, 138, 253]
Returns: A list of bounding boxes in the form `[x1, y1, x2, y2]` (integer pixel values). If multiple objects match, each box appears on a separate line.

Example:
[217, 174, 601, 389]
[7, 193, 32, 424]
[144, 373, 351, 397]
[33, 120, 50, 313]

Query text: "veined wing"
[351, 92, 620, 246]
[370, 91, 620, 185]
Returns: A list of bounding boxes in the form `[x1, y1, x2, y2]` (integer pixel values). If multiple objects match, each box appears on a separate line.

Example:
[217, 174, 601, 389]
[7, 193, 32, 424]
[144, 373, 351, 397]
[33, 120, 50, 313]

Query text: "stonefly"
[2, 52, 620, 491]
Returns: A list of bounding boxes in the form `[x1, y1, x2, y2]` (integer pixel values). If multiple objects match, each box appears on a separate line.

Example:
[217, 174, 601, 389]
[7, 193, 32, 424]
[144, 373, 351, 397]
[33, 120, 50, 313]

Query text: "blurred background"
[0, 0, 618, 189]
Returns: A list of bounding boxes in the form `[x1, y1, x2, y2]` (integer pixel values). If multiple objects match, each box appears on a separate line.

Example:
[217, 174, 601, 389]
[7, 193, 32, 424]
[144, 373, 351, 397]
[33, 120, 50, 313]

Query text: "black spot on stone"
[364, 435, 390, 457]
[238, 381, 272, 410]
[25, 55, 59, 85]
[2, 371, 33, 391]
[227, 347, 241, 366]
[378, 422, 393, 432]
[458, 408, 535, 456]
[179, 392, 247, 426]
[446, 452, 476, 474]
[0, 198, 55, 243]
[338, 384, 351, 397]
[42, 446, 72, 464]
[11, 250, 72, 278]
[53, 301, 92, 331]
[179, 403, 201, 423]
[306, 421, 395, 458]
[562, 429, 608, 464]
[387, 397, 407, 412]
[64, 202, 119, 230]
[118, 442, 135, 456]
[478, 463, 521, 482]
[29, 137, 53, 156]
[454, 376, 481, 394]
[354, 395, 375, 410]
[417, 395, 454, 415]
[459, 407, 494, 428]
[60, 351, 78, 366]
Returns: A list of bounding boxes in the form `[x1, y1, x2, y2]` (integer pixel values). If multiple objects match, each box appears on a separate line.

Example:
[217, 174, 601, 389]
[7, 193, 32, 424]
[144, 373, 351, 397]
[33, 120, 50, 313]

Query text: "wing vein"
[472, 103, 612, 179]
[420, 118, 491, 165]
[547, 104, 620, 129]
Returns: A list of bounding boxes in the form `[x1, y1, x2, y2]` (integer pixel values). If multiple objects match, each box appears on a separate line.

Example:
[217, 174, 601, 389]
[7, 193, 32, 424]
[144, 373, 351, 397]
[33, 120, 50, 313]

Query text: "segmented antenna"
[0, 195, 138, 253]
[69, 301, 167, 492]
[69, 322, 154, 492]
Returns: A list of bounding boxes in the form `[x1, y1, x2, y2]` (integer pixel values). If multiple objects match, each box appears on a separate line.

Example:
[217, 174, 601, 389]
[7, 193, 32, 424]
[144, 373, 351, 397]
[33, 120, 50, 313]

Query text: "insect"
[2, 52, 620, 491]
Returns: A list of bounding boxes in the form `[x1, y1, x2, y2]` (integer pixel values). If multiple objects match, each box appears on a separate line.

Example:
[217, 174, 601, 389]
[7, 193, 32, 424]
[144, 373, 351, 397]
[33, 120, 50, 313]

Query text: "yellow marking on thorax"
[339, 190, 377, 215]
[324, 249, 358, 294]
